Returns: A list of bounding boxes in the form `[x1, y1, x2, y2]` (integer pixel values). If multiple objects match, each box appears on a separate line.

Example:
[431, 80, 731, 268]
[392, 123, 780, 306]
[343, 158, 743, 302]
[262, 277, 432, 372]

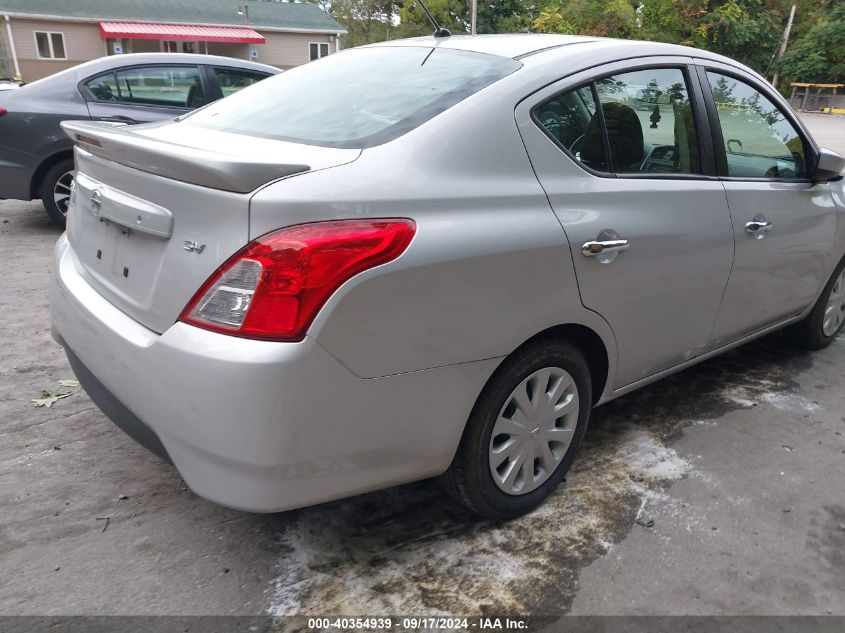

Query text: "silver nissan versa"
[51, 35, 845, 519]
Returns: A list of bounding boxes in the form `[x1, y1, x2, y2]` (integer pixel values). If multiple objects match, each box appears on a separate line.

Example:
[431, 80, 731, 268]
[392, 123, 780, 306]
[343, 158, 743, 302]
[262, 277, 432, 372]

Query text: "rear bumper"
[50, 235, 498, 512]
[61, 345, 171, 463]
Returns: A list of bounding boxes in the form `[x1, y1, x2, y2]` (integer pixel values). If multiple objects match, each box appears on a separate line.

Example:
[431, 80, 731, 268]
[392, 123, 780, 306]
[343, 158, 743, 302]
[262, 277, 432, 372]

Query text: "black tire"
[441, 338, 592, 519]
[40, 158, 75, 229]
[785, 256, 845, 350]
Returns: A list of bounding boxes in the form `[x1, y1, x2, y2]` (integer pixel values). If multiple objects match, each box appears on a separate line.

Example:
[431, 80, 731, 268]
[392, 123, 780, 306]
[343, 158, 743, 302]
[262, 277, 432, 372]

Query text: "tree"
[777, 0, 845, 85]
[532, 0, 636, 37]
[396, 0, 537, 36]
[638, 0, 786, 73]
[706, 0, 783, 71]
[330, 0, 398, 47]
[477, 0, 537, 34]
[397, 0, 470, 36]
[318, 0, 845, 90]
[710, 75, 735, 104]
[638, 0, 684, 43]
[532, 8, 576, 34]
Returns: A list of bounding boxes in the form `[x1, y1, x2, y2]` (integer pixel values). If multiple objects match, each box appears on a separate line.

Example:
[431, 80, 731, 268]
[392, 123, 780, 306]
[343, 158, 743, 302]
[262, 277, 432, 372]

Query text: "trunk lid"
[63, 121, 360, 333]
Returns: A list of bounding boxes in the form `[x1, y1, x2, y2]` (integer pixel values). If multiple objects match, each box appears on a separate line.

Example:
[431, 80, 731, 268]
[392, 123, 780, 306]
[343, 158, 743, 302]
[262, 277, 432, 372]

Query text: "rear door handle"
[745, 216, 772, 238]
[581, 239, 630, 256]
[581, 228, 629, 264]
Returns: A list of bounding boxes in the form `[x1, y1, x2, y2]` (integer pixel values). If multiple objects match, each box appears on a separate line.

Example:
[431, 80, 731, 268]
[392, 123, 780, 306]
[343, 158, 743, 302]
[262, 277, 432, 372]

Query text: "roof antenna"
[416, 0, 451, 38]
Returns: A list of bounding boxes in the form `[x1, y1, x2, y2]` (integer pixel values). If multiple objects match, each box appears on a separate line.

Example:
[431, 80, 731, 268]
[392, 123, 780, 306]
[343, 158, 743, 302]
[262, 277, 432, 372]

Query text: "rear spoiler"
[61, 120, 310, 194]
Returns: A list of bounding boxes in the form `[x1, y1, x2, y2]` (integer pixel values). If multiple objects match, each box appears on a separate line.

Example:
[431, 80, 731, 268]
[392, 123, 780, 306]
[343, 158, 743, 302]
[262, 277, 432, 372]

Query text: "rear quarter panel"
[249, 74, 617, 380]
[0, 80, 89, 200]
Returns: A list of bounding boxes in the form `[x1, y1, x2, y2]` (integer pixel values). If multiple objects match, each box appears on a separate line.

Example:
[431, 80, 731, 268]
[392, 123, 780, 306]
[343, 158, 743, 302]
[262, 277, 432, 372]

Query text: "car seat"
[581, 102, 644, 172]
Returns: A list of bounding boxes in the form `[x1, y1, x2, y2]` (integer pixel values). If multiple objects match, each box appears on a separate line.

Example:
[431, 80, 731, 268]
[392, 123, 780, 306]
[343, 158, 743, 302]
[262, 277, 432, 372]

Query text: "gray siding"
[207, 32, 336, 70]
[12, 18, 105, 60]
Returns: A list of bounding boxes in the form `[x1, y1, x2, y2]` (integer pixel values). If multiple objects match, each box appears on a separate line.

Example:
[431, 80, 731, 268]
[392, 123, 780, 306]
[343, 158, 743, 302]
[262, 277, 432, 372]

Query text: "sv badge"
[183, 241, 206, 254]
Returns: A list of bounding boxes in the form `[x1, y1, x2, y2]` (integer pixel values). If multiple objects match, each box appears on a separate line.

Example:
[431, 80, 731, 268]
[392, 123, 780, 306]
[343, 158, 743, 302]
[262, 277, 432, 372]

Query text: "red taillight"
[0, 107, 7, 118]
[179, 218, 416, 341]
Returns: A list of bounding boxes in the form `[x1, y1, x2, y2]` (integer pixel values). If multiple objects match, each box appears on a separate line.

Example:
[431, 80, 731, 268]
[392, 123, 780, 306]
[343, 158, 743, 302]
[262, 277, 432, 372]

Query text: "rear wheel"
[785, 258, 845, 350]
[441, 339, 592, 519]
[40, 158, 75, 229]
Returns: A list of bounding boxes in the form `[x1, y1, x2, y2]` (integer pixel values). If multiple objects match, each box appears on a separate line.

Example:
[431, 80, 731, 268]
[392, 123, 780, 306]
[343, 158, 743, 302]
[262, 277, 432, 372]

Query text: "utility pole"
[771, 3, 796, 89]
[471, 0, 477, 34]
[0, 23, 8, 78]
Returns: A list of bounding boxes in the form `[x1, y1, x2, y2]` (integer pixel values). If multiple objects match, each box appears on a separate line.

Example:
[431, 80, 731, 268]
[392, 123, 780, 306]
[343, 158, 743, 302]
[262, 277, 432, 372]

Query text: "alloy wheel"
[53, 170, 75, 217]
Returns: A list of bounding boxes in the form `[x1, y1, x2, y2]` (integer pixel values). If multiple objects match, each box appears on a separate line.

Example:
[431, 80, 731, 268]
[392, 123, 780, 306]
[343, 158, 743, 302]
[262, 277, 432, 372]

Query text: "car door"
[696, 63, 838, 347]
[83, 65, 208, 124]
[517, 58, 735, 388]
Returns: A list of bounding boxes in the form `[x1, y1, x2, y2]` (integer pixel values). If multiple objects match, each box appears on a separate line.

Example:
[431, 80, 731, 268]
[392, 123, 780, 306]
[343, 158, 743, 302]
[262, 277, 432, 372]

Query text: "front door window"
[706, 72, 807, 179]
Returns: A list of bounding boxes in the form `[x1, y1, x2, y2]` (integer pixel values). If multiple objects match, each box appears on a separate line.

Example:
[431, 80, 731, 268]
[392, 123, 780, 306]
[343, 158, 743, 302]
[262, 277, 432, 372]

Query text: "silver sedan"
[51, 34, 845, 518]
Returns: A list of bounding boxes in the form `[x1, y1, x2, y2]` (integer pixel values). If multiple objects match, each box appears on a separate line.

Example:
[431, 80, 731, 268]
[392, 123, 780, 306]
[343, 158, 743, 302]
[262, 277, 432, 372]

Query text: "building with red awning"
[0, 0, 346, 81]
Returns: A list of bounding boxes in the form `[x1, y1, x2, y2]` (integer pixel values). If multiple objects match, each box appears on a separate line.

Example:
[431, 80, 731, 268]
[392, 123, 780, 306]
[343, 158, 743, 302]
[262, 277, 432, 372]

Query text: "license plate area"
[69, 175, 170, 311]
[66, 148, 251, 333]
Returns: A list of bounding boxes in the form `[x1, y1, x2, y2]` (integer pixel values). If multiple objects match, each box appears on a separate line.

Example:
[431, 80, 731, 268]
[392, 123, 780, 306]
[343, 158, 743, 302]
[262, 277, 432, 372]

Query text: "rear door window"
[535, 85, 608, 171]
[535, 66, 702, 176]
[184, 47, 521, 148]
[212, 67, 268, 97]
[113, 66, 206, 109]
[85, 73, 119, 102]
[596, 68, 700, 174]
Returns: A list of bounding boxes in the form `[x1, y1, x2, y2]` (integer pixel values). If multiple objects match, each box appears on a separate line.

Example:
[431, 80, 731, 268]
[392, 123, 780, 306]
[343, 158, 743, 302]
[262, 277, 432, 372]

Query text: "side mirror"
[812, 147, 845, 182]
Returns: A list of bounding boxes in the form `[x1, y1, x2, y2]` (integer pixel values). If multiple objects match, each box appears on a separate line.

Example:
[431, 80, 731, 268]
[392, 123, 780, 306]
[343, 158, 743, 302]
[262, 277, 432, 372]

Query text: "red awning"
[99, 22, 265, 44]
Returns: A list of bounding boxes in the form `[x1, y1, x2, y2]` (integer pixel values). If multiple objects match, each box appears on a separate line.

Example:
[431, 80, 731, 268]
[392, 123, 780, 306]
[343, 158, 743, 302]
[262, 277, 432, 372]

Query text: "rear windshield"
[182, 47, 521, 148]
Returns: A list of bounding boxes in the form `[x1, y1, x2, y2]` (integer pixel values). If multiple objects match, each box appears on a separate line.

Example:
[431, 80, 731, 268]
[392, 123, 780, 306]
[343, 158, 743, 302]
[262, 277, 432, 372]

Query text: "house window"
[309, 42, 329, 61]
[162, 41, 202, 54]
[35, 31, 67, 60]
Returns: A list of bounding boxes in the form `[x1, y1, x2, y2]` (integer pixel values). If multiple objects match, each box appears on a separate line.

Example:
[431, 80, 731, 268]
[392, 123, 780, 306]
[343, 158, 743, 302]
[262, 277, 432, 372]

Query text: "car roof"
[16, 53, 279, 95]
[71, 52, 279, 75]
[363, 33, 736, 65]
[363, 34, 596, 59]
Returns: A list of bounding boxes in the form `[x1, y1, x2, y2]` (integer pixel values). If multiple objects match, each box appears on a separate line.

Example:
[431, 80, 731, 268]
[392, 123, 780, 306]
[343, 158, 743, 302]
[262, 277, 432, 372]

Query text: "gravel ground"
[0, 114, 843, 618]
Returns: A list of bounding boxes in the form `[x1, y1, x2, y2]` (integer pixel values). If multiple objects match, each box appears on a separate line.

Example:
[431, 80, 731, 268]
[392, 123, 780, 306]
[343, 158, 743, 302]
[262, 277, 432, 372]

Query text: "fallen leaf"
[32, 390, 73, 408]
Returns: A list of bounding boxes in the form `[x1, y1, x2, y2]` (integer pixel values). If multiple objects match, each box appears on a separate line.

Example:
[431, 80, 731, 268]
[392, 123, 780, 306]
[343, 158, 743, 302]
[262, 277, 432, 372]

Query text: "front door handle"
[581, 239, 630, 256]
[745, 215, 772, 238]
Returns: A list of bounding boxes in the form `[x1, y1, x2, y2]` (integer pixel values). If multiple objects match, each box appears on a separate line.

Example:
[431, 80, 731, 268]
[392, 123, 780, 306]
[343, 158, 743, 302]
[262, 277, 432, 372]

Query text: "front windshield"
[183, 46, 521, 148]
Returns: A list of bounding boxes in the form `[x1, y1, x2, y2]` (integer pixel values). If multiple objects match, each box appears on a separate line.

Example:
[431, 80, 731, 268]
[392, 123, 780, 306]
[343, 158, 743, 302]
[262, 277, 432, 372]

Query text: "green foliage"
[777, 1, 845, 85]
[638, 0, 683, 43]
[329, 0, 398, 47]
[710, 75, 736, 103]
[396, 0, 470, 36]
[532, 8, 576, 34]
[477, 0, 536, 35]
[532, 0, 637, 37]
[327, 0, 845, 86]
[706, 0, 783, 71]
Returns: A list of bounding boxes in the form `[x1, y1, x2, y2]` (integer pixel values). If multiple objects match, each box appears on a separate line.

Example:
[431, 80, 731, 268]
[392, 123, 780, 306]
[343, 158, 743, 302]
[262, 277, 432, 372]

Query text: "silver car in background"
[51, 35, 845, 519]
